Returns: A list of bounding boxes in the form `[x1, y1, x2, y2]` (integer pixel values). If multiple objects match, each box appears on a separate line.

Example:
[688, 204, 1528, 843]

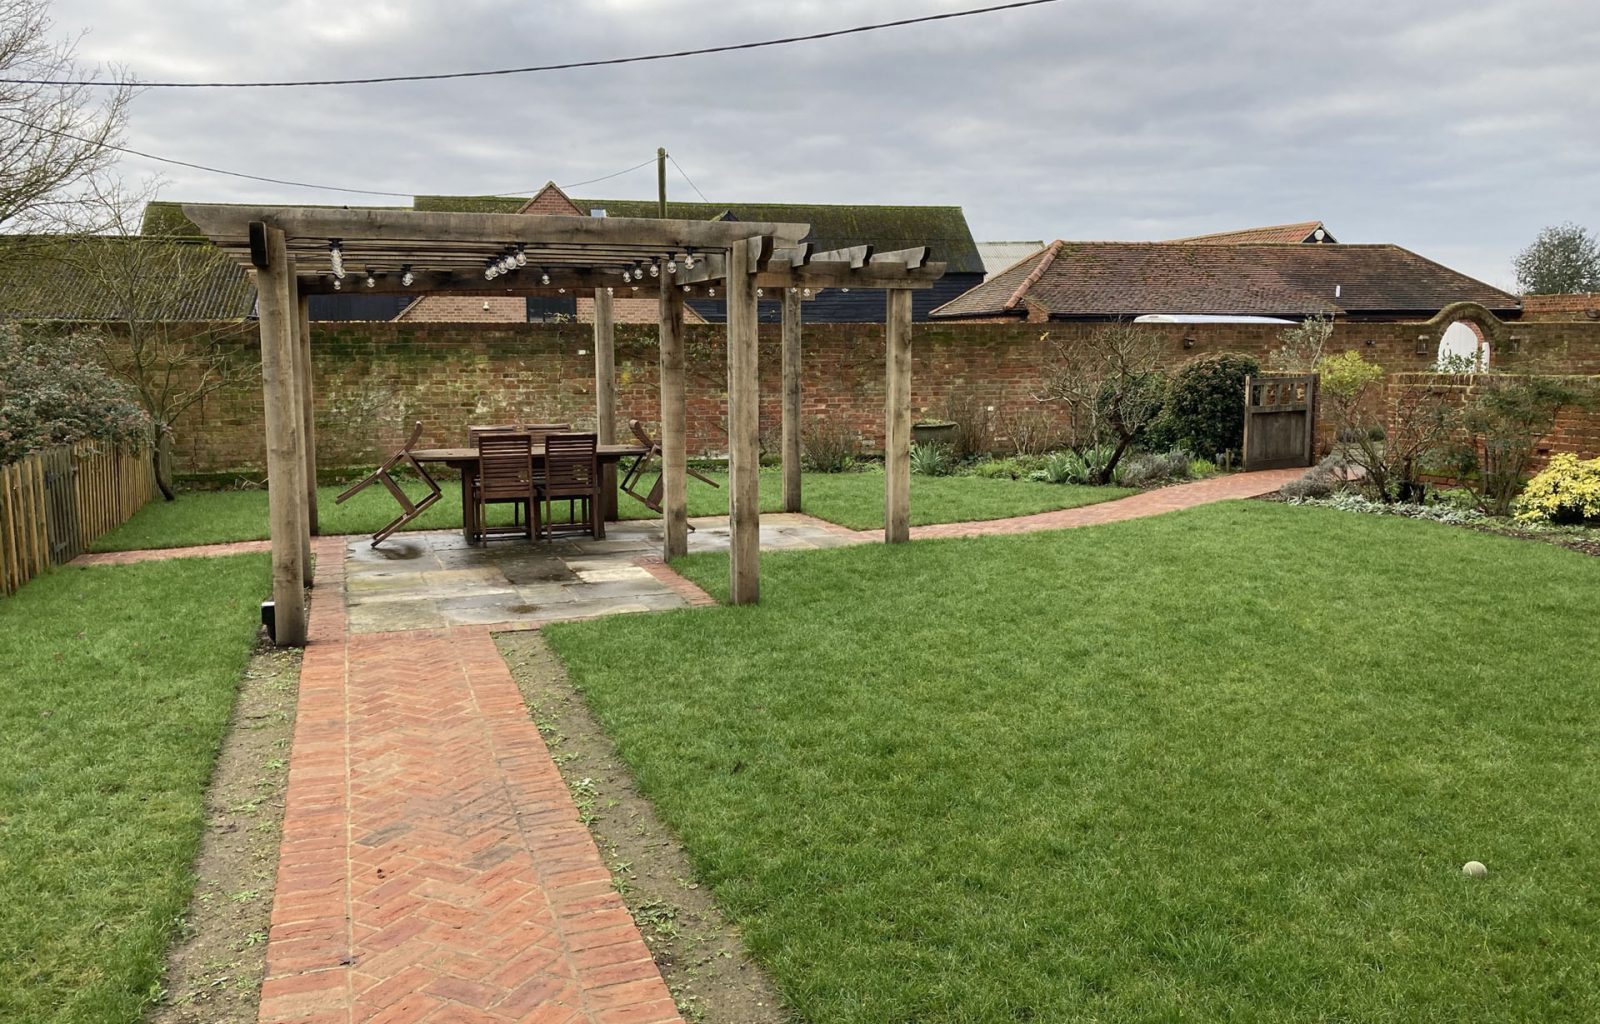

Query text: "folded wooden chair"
[621, 419, 719, 529]
[334, 421, 442, 547]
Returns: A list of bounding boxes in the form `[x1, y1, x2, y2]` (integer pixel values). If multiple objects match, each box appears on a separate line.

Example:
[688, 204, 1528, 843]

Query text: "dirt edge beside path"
[496, 632, 792, 1024]
[149, 643, 299, 1024]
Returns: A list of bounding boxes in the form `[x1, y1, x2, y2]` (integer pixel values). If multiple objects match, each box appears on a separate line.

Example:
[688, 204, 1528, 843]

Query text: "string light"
[484, 258, 499, 280]
[332, 277, 341, 291]
[401, 266, 414, 287]
[683, 248, 697, 270]
[364, 268, 376, 288]
[606, 286, 614, 295]
[788, 286, 798, 294]
[803, 288, 812, 298]
[328, 239, 345, 279]
[756, 288, 764, 298]
[539, 270, 551, 285]
[708, 287, 716, 297]
[666, 258, 677, 275]
[515, 245, 527, 267]
[649, 261, 659, 278]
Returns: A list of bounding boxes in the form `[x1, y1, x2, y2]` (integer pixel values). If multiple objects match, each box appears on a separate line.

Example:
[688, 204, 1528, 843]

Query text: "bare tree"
[1268, 313, 1334, 372]
[0, 0, 134, 240]
[70, 182, 258, 499]
[1039, 322, 1167, 484]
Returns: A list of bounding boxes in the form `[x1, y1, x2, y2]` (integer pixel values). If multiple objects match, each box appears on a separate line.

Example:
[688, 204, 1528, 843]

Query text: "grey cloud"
[54, 0, 1600, 289]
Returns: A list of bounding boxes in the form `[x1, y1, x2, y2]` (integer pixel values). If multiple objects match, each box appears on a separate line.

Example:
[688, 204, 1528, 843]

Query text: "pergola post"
[256, 226, 308, 645]
[658, 283, 689, 560]
[285, 257, 311, 588]
[593, 286, 617, 505]
[885, 289, 913, 544]
[781, 285, 803, 512]
[726, 241, 760, 604]
[296, 291, 319, 538]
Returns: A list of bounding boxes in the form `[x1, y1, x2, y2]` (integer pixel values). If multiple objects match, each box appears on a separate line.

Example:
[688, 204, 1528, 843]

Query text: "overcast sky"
[53, 0, 1600, 290]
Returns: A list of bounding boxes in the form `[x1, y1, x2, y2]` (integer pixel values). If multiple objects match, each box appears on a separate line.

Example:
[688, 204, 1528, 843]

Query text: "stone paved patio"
[342, 514, 861, 633]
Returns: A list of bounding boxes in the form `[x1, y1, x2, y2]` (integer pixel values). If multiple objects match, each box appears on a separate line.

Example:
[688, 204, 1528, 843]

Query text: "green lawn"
[91, 469, 1128, 551]
[545, 503, 1600, 1023]
[0, 554, 269, 1024]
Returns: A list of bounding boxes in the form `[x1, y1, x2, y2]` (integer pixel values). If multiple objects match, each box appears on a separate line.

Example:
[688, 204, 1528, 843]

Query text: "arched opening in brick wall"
[1437, 320, 1489, 371]
[1421, 301, 1511, 370]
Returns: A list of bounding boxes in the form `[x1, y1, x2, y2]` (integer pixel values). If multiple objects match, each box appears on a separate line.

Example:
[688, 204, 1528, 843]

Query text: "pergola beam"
[255, 226, 308, 645]
[593, 287, 617, 498]
[725, 237, 760, 605]
[810, 244, 873, 267]
[184, 205, 810, 253]
[885, 289, 913, 544]
[658, 287, 688, 560]
[872, 246, 930, 269]
[781, 286, 803, 513]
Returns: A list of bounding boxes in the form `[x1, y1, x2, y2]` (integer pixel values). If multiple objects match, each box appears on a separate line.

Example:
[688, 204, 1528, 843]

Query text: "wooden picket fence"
[0, 442, 156, 596]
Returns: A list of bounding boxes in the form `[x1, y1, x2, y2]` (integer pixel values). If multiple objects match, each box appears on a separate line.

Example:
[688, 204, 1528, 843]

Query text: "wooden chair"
[538, 432, 603, 540]
[621, 419, 719, 529]
[334, 421, 443, 547]
[475, 432, 539, 543]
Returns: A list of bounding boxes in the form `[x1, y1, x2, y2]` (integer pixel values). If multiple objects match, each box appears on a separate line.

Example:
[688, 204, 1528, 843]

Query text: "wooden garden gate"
[1242, 374, 1317, 470]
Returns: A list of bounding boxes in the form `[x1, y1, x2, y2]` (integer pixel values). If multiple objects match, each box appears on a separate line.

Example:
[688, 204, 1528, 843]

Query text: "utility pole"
[657, 147, 668, 218]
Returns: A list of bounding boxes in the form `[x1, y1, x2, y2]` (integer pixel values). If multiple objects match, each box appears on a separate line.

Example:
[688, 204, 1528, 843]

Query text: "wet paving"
[341, 515, 861, 633]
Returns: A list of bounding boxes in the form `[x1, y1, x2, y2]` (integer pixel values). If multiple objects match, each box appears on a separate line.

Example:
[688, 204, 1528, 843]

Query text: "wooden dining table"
[411, 445, 647, 543]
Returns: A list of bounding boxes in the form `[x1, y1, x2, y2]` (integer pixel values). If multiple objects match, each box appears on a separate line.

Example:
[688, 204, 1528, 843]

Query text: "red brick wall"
[1383, 372, 1600, 476]
[1521, 293, 1600, 322]
[161, 317, 1600, 477]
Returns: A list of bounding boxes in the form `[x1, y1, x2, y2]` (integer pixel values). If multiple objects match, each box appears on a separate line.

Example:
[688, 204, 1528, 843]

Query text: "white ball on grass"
[1462, 860, 1488, 879]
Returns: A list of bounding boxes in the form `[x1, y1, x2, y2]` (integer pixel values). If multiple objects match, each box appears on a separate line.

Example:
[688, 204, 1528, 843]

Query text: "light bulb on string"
[401, 267, 414, 287]
[803, 288, 812, 299]
[540, 271, 551, 286]
[666, 259, 677, 275]
[365, 269, 376, 288]
[515, 246, 527, 267]
[756, 288, 764, 298]
[649, 262, 659, 278]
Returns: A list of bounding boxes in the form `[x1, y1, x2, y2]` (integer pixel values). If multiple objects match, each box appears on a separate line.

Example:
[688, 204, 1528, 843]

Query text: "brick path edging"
[258, 538, 683, 1024]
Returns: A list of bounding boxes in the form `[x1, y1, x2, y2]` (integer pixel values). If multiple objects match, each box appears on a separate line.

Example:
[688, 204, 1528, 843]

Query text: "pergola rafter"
[182, 204, 946, 646]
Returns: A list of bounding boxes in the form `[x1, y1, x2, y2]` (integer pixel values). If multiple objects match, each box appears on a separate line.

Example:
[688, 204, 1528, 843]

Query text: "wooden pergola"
[183, 205, 947, 646]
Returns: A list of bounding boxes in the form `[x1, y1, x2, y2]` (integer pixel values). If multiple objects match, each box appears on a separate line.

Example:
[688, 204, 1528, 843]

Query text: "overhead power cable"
[0, 0, 1062, 89]
[0, 111, 657, 198]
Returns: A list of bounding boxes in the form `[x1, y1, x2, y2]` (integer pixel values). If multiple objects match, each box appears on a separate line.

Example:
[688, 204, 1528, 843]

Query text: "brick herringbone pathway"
[260, 538, 681, 1024]
[907, 467, 1305, 540]
[71, 538, 274, 566]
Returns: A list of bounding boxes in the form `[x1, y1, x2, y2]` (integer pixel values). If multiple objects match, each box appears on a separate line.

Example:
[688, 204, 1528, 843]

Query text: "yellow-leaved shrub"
[1513, 453, 1600, 525]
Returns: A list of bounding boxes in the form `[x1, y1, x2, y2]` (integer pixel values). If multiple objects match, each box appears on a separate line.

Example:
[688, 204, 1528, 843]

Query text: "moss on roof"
[0, 235, 254, 320]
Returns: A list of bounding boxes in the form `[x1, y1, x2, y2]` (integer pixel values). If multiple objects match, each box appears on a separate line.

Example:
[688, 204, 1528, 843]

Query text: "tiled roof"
[930, 241, 1520, 320]
[413, 195, 985, 274]
[1168, 221, 1335, 244]
[0, 235, 255, 320]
